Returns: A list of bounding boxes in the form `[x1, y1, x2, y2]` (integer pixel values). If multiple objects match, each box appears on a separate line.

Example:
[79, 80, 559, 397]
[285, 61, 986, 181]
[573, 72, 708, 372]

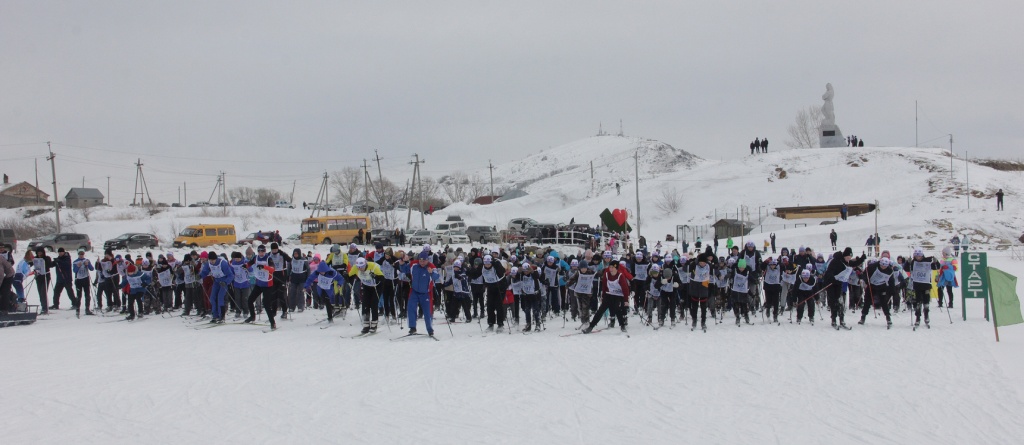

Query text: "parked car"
[237, 230, 278, 246]
[507, 218, 539, 230]
[431, 221, 466, 238]
[438, 229, 470, 245]
[0, 228, 16, 252]
[104, 233, 159, 250]
[370, 228, 401, 246]
[188, 201, 211, 207]
[172, 224, 236, 248]
[28, 233, 92, 252]
[523, 224, 557, 243]
[286, 234, 301, 244]
[274, 200, 294, 209]
[465, 226, 499, 244]
[407, 230, 434, 246]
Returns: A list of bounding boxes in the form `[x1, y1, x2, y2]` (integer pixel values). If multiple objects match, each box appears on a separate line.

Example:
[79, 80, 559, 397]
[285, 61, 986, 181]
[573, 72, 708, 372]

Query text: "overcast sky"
[2, 1, 1021, 205]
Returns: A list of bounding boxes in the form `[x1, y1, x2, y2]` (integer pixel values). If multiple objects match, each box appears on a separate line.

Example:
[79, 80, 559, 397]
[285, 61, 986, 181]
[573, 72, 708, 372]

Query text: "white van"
[275, 200, 293, 209]
[432, 221, 466, 237]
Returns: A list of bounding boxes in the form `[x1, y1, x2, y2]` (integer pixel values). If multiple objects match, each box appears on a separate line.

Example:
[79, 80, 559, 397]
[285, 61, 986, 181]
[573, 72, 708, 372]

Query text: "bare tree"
[439, 171, 471, 203]
[253, 188, 282, 207]
[228, 187, 257, 204]
[655, 186, 683, 214]
[785, 105, 824, 149]
[417, 176, 441, 203]
[329, 167, 363, 205]
[375, 178, 403, 209]
[467, 173, 489, 202]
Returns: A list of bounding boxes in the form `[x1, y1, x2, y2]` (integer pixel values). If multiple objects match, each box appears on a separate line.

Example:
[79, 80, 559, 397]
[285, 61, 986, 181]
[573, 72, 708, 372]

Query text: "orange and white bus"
[300, 215, 371, 245]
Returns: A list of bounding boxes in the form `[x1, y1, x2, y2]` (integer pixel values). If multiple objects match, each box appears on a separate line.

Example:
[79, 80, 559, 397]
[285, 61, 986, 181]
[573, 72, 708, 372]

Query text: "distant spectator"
[996, 189, 1004, 211]
[762, 138, 769, 153]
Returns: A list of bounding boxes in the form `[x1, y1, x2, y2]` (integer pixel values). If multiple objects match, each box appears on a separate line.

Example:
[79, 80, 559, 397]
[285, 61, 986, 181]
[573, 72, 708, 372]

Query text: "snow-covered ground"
[2, 142, 1023, 444]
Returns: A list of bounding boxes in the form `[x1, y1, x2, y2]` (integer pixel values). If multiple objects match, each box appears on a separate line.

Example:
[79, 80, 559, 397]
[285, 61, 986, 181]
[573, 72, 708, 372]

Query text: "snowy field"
[3, 288, 1024, 445]
[3, 143, 1024, 444]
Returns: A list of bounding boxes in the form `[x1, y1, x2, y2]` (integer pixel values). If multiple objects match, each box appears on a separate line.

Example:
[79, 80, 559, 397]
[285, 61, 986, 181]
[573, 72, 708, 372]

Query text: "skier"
[325, 244, 351, 313]
[582, 260, 631, 334]
[860, 257, 896, 328]
[567, 260, 596, 327]
[629, 250, 651, 314]
[199, 250, 234, 323]
[539, 255, 564, 317]
[936, 247, 958, 309]
[517, 264, 543, 331]
[729, 259, 753, 325]
[178, 254, 203, 317]
[96, 250, 120, 312]
[266, 243, 292, 320]
[72, 249, 95, 315]
[830, 229, 838, 251]
[823, 248, 867, 329]
[375, 248, 398, 321]
[153, 255, 174, 314]
[231, 251, 254, 320]
[350, 257, 384, 334]
[653, 263, 679, 327]
[288, 248, 309, 313]
[304, 261, 344, 324]
[907, 249, 938, 328]
[120, 263, 151, 321]
[762, 258, 782, 322]
[402, 251, 441, 336]
[793, 269, 817, 325]
[51, 248, 75, 311]
[688, 250, 713, 330]
[444, 259, 472, 324]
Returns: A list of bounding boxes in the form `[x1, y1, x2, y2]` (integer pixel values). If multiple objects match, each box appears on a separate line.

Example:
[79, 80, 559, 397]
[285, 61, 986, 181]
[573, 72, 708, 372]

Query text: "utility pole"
[106, 176, 110, 205]
[290, 180, 296, 206]
[184, 182, 187, 207]
[488, 160, 495, 198]
[874, 199, 879, 239]
[46, 142, 61, 232]
[178, 186, 181, 206]
[374, 150, 388, 226]
[405, 154, 425, 230]
[34, 158, 40, 204]
[362, 159, 371, 217]
[634, 148, 641, 239]
[949, 134, 954, 181]
[405, 156, 420, 231]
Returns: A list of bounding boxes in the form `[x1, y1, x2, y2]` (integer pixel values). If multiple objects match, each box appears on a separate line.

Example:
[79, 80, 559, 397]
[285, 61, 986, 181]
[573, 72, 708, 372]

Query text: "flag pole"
[987, 267, 1000, 342]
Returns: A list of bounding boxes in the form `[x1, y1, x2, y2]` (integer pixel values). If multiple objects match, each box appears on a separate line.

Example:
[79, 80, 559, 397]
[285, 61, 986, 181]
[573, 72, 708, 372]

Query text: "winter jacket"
[200, 258, 235, 285]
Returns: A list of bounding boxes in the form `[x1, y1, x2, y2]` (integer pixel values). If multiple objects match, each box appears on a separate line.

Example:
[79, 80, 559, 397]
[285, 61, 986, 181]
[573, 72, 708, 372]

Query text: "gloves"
[673, 283, 679, 289]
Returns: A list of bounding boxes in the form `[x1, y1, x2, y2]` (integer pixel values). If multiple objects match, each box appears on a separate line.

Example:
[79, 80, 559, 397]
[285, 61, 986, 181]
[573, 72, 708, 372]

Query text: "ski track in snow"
[3, 303, 1023, 445]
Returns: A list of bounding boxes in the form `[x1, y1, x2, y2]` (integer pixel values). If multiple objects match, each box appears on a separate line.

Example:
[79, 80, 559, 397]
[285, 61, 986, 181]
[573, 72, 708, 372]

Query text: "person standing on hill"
[770, 233, 776, 254]
[830, 229, 838, 250]
[762, 138, 769, 153]
[996, 189, 1004, 211]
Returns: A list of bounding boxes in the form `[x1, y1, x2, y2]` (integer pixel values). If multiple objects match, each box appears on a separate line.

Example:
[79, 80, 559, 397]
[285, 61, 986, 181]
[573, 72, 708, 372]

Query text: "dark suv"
[0, 228, 15, 252]
[465, 226, 499, 243]
[104, 233, 160, 250]
[28, 233, 92, 252]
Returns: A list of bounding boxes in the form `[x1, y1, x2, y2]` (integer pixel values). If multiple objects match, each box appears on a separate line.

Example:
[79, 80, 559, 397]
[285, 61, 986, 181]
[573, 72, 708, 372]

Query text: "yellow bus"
[300, 215, 371, 245]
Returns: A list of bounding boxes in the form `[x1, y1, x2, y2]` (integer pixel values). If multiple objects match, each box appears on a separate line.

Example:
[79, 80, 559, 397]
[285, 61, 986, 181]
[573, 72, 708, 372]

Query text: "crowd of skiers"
[1, 235, 960, 335]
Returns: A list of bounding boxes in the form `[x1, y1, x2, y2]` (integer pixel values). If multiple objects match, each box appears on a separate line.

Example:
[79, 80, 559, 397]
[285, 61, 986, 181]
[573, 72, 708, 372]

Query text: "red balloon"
[612, 209, 626, 226]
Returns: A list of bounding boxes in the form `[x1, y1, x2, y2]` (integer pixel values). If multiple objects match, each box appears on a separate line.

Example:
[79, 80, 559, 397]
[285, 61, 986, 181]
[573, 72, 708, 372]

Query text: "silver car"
[439, 230, 470, 245]
[408, 230, 434, 246]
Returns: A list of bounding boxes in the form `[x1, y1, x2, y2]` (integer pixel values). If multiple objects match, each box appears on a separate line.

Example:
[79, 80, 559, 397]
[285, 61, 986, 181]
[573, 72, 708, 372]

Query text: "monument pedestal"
[820, 123, 846, 148]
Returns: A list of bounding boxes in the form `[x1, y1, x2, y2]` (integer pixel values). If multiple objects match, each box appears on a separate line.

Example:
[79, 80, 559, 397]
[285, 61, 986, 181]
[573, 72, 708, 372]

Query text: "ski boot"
[485, 325, 494, 333]
[620, 325, 628, 333]
[858, 315, 866, 325]
[523, 323, 532, 332]
[496, 326, 504, 334]
[409, 327, 417, 335]
[886, 318, 892, 329]
[582, 325, 593, 334]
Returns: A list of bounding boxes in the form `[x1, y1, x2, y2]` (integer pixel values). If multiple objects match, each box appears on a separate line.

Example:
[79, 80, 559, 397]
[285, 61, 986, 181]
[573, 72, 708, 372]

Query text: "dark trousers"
[380, 280, 396, 318]
[521, 293, 541, 327]
[865, 285, 892, 320]
[795, 294, 816, 321]
[587, 294, 627, 330]
[53, 279, 75, 308]
[126, 293, 144, 318]
[471, 283, 485, 317]
[912, 282, 931, 321]
[173, 284, 185, 308]
[265, 285, 286, 326]
[939, 285, 954, 307]
[0, 277, 14, 311]
[100, 277, 120, 307]
[826, 284, 845, 323]
[763, 284, 781, 318]
[248, 286, 270, 318]
[360, 285, 379, 324]
[447, 293, 472, 322]
[183, 285, 201, 315]
[689, 297, 708, 324]
[485, 284, 505, 327]
[74, 278, 92, 309]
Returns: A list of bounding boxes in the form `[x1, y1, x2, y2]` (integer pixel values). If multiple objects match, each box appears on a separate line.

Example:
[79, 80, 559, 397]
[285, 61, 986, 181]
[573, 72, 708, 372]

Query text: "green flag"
[989, 267, 1023, 327]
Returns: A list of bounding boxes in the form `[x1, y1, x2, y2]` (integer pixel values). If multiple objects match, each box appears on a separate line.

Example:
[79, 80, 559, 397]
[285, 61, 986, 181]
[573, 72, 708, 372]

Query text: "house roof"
[65, 188, 104, 199]
[0, 181, 50, 199]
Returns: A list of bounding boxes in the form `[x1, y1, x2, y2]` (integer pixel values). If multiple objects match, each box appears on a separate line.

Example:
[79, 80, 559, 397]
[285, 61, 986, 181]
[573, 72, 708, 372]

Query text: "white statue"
[821, 83, 836, 126]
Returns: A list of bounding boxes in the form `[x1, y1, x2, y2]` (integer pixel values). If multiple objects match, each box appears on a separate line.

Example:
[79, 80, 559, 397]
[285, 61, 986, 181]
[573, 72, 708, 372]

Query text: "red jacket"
[601, 268, 632, 297]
